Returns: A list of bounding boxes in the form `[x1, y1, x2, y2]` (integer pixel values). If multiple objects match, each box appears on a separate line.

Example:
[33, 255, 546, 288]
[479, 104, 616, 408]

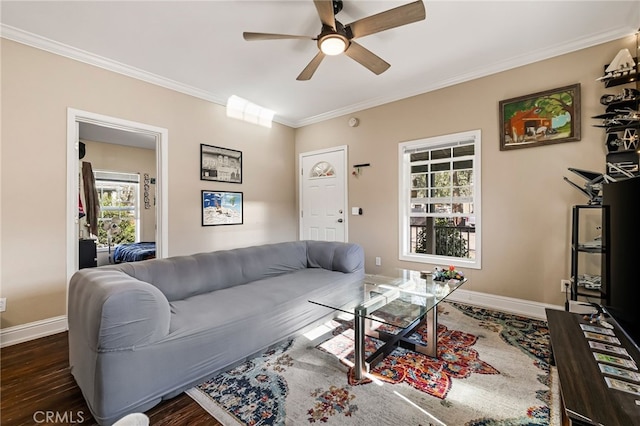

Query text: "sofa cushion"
[306, 240, 364, 273]
[116, 241, 308, 301]
[168, 268, 360, 334]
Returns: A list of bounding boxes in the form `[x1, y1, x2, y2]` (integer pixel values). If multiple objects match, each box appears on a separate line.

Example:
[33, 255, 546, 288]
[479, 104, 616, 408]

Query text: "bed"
[112, 242, 156, 263]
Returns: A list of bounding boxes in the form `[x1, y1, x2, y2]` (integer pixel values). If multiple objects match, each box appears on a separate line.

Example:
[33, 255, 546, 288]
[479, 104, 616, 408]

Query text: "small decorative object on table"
[433, 265, 464, 281]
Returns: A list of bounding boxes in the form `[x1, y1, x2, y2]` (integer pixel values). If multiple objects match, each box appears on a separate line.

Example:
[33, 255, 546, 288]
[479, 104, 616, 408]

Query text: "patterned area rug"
[186, 302, 560, 425]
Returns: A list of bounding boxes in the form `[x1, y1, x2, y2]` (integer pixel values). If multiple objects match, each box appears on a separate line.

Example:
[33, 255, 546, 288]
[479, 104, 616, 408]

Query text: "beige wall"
[295, 36, 638, 307]
[0, 39, 297, 328]
[1, 34, 636, 330]
[80, 140, 157, 242]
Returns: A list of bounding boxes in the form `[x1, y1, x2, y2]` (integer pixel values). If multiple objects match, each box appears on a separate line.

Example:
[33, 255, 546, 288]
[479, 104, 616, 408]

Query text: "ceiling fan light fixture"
[319, 35, 347, 56]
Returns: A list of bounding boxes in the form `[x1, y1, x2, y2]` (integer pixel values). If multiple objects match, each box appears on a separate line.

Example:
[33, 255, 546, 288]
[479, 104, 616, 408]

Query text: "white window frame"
[94, 170, 141, 250]
[398, 129, 482, 269]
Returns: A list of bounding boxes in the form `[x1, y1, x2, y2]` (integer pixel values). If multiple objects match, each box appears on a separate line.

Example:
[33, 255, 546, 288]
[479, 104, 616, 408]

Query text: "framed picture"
[201, 190, 243, 226]
[499, 83, 581, 151]
[200, 144, 242, 183]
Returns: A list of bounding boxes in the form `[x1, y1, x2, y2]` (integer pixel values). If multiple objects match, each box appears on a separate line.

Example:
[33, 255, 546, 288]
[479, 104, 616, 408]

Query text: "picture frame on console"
[499, 83, 581, 151]
[200, 144, 242, 183]
[201, 190, 243, 226]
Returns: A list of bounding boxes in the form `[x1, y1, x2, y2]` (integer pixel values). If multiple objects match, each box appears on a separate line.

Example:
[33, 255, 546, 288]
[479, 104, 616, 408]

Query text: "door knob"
[338, 218, 343, 223]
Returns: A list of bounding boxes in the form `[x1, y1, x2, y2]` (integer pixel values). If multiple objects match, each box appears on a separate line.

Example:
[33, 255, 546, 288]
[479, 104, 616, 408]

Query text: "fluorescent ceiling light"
[226, 95, 275, 128]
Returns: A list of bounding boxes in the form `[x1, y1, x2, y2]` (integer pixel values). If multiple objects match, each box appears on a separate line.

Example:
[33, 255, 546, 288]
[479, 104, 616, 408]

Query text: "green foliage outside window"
[413, 163, 471, 258]
[96, 185, 136, 248]
[415, 218, 469, 258]
[434, 218, 469, 258]
[416, 227, 429, 254]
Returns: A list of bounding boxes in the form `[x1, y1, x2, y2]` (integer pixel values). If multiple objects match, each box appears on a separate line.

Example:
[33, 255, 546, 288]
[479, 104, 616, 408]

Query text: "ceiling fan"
[243, 0, 426, 81]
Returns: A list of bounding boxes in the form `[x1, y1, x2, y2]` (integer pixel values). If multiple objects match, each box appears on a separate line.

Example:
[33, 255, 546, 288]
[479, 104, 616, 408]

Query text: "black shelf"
[605, 99, 640, 113]
[606, 151, 640, 177]
[603, 123, 640, 133]
[604, 72, 638, 88]
[569, 205, 608, 305]
[601, 58, 639, 88]
[574, 287, 606, 300]
[574, 244, 606, 253]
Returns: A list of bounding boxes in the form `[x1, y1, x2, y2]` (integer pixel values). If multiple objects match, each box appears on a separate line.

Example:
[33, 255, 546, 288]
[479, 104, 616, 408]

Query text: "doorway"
[66, 108, 168, 295]
[299, 146, 348, 242]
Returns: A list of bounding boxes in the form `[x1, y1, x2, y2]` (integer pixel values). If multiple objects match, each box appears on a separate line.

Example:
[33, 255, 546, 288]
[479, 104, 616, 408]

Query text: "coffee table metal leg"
[354, 307, 366, 380]
[355, 305, 439, 378]
[409, 304, 438, 357]
[424, 305, 437, 357]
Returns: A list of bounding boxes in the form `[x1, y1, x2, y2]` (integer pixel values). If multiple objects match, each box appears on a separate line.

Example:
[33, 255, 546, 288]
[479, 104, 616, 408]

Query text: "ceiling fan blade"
[243, 32, 314, 41]
[313, 0, 336, 30]
[297, 51, 326, 81]
[344, 41, 390, 75]
[346, 0, 426, 39]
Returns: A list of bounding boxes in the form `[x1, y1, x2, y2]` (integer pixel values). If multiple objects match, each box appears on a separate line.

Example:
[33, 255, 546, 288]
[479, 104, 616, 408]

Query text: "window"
[94, 171, 140, 249]
[398, 130, 481, 269]
[310, 161, 335, 177]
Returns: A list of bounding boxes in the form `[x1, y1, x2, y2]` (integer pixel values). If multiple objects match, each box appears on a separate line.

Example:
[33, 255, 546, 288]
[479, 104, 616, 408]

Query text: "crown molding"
[0, 24, 297, 128]
[295, 26, 637, 128]
[1, 23, 634, 129]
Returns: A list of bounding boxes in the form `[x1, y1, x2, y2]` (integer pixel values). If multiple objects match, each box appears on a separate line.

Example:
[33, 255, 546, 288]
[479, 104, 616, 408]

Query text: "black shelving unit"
[603, 73, 638, 88]
[602, 56, 638, 88]
[597, 56, 640, 178]
[569, 205, 608, 305]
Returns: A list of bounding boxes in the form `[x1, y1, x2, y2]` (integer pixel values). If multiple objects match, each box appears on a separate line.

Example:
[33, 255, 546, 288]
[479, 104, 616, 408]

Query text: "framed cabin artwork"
[499, 84, 581, 151]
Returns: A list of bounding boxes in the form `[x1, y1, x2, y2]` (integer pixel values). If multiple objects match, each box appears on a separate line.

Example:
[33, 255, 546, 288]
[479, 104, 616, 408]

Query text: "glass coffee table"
[310, 269, 467, 380]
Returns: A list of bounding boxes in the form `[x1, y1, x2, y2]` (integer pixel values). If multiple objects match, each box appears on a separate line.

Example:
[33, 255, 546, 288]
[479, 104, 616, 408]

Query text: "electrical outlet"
[560, 279, 571, 293]
[0, 298, 6, 312]
[375, 257, 381, 266]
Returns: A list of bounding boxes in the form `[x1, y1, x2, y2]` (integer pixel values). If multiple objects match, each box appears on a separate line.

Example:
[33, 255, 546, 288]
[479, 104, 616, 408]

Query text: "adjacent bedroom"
[77, 126, 157, 268]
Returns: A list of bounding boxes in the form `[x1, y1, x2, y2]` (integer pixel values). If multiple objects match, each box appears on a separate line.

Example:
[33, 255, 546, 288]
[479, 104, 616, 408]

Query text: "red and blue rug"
[187, 302, 558, 425]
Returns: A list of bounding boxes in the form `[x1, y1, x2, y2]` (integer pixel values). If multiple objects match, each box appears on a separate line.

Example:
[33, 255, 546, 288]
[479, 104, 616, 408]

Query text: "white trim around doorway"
[298, 145, 349, 241]
[66, 108, 169, 315]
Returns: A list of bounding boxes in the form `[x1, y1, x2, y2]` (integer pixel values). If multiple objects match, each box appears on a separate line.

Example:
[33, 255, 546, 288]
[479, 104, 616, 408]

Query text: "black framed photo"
[499, 83, 581, 151]
[200, 144, 242, 183]
[201, 190, 243, 226]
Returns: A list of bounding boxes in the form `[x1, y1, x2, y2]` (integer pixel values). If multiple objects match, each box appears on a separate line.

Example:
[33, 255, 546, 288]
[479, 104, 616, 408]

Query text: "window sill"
[399, 253, 481, 270]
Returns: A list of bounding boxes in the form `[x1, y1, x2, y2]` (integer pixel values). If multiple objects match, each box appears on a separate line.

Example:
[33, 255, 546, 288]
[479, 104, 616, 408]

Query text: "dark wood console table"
[546, 308, 640, 425]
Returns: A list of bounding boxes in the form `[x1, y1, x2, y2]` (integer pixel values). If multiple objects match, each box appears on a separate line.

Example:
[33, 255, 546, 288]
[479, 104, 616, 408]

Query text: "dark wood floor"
[1, 332, 222, 425]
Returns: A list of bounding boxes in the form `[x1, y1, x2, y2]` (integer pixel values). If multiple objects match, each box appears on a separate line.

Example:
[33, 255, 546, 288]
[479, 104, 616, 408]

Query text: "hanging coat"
[82, 161, 100, 237]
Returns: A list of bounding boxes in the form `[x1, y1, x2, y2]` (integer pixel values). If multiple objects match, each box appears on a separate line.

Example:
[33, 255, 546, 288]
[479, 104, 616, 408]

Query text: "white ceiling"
[79, 122, 157, 150]
[2, 1, 639, 128]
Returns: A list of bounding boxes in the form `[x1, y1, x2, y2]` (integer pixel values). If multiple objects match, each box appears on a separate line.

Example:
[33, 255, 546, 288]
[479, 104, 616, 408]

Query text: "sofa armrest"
[306, 241, 365, 273]
[68, 267, 171, 351]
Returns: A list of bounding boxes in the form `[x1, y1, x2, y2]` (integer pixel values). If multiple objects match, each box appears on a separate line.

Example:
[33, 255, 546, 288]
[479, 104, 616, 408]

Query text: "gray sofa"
[68, 240, 365, 425]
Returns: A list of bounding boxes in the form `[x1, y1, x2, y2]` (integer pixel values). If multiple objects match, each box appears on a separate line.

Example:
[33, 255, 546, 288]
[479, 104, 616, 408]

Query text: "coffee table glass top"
[310, 269, 467, 329]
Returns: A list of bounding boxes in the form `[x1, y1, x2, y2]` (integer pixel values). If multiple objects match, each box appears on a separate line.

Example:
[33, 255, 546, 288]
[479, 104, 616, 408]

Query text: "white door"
[300, 146, 347, 242]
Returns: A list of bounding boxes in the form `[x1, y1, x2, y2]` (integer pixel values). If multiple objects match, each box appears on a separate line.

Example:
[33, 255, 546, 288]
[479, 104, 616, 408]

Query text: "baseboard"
[447, 288, 563, 320]
[0, 315, 68, 348]
[0, 291, 562, 347]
